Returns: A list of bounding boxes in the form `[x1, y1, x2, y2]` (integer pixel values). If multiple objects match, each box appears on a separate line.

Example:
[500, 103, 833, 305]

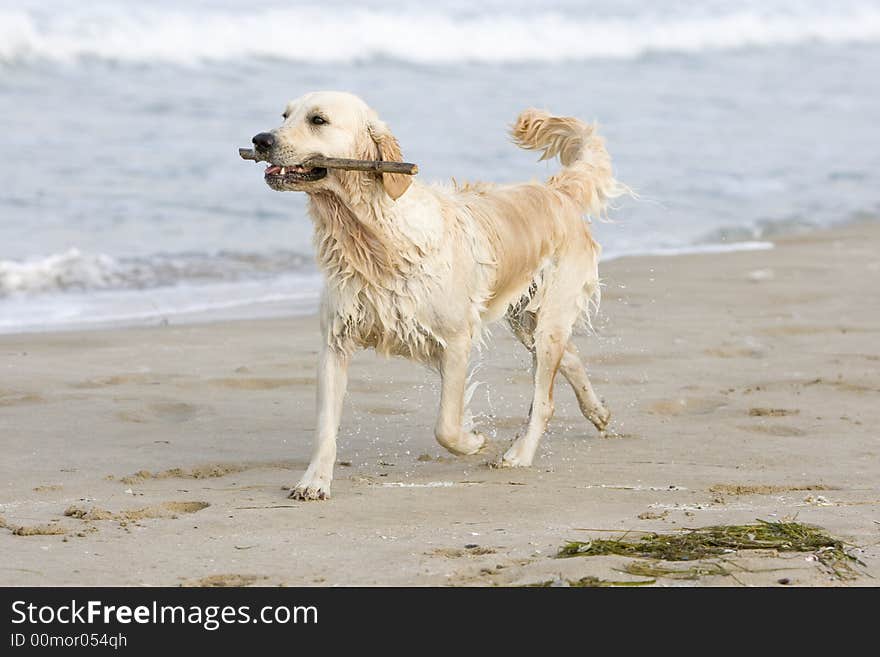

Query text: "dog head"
[252, 91, 412, 201]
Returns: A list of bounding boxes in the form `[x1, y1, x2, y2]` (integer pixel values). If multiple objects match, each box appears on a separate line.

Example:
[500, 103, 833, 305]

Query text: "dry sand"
[1, 221, 878, 586]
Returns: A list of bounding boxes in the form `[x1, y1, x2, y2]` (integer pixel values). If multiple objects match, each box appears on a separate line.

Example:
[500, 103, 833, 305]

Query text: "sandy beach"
[1, 220, 878, 587]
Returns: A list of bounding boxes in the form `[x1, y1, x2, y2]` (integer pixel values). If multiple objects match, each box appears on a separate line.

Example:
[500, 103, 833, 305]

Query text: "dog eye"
[310, 115, 327, 126]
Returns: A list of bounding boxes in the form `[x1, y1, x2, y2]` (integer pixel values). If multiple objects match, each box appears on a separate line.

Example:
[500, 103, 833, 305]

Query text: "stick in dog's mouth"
[238, 148, 419, 176]
[263, 163, 328, 182]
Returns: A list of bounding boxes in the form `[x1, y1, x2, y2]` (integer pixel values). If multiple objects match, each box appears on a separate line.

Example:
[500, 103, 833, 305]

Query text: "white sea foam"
[0, 249, 124, 296]
[0, 248, 311, 297]
[0, 241, 771, 300]
[0, 240, 777, 333]
[602, 241, 774, 262]
[2, 4, 880, 65]
[0, 247, 323, 332]
[0, 272, 323, 333]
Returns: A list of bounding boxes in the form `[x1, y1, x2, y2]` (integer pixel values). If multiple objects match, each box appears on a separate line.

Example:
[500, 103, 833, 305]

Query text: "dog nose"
[252, 132, 275, 150]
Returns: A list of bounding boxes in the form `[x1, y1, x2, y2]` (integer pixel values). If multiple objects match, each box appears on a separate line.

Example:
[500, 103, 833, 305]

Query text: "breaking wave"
[0, 248, 312, 297]
[2, 4, 880, 65]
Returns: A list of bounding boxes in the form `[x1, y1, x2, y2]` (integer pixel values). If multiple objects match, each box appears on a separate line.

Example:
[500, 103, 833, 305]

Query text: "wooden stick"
[238, 148, 418, 176]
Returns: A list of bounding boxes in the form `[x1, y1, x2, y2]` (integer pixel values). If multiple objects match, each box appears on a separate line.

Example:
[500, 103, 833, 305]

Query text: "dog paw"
[437, 430, 486, 456]
[289, 485, 330, 501]
[495, 446, 533, 468]
[588, 405, 611, 432]
[288, 472, 331, 501]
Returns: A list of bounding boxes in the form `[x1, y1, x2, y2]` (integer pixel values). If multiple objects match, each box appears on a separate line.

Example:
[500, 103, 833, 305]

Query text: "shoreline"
[1, 219, 878, 586]
[0, 235, 782, 337]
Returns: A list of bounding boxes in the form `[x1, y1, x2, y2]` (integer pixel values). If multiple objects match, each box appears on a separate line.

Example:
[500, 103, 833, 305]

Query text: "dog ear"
[368, 121, 412, 201]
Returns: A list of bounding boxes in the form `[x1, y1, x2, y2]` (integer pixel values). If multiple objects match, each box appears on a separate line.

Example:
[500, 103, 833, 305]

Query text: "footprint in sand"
[749, 407, 799, 417]
[112, 461, 301, 484]
[738, 424, 806, 437]
[704, 346, 765, 358]
[116, 464, 246, 484]
[33, 484, 63, 492]
[760, 325, 856, 336]
[64, 501, 210, 522]
[0, 391, 46, 406]
[645, 397, 727, 416]
[428, 546, 498, 558]
[829, 380, 878, 394]
[208, 377, 314, 390]
[0, 515, 68, 537]
[709, 484, 830, 496]
[181, 574, 265, 587]
[150, 401, 199, 421]
[116, 401, 202, 423]
[70, 373, 170, 389]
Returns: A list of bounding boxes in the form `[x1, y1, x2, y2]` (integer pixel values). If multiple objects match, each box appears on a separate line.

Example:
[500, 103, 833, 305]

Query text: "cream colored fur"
[254, 91, 623, 500]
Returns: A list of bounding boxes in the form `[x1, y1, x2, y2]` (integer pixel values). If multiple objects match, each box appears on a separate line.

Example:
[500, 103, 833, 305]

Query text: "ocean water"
[1, 0, 879, 332]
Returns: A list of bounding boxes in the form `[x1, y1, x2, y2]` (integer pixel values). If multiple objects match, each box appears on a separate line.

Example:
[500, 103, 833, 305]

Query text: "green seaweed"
[558, 520, 862, 580]
[621, 561, 730, 580]
[527, 576, 655, 587]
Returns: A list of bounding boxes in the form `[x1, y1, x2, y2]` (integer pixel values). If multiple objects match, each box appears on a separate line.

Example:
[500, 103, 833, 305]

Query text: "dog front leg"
[290, 343, 349, 500]
[434, 333, 486, 455]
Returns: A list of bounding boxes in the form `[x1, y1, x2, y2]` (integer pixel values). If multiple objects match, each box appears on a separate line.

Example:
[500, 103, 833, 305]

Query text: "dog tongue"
[265, 165, 282, 175]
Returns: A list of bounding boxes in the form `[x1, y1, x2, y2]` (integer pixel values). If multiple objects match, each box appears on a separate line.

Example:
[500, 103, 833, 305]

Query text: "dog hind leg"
[501, 263, 595, 467]
[559, 342, 610, 431]
[500, 314, 568, 467]
[507, 309, 609, 433]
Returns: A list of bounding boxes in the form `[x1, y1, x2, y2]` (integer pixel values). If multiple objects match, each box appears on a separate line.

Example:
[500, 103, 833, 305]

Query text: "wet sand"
[1, 221, 878, 586]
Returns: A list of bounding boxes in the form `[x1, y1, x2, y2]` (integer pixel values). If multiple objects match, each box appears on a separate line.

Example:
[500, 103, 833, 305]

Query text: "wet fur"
[253, 91, 623, 499]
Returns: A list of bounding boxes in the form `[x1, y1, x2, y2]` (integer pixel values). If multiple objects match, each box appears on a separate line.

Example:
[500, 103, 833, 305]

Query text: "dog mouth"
[264, 163, 327, 183]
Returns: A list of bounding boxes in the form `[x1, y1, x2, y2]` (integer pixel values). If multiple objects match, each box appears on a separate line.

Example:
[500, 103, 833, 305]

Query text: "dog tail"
[510, 109, 626, 217]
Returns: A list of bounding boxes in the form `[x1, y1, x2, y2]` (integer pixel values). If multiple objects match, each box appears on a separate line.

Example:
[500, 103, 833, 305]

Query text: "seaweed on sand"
[527, 576, 655, 587]
[557, 520, 862, 580]
[621, 561, 730, 580]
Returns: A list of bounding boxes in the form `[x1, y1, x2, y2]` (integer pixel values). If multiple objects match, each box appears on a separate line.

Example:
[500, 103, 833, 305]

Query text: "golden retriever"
[249, 91, 624, 499]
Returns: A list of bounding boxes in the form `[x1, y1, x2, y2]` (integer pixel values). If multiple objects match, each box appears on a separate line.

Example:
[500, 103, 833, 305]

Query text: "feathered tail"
[510, 109, 626, 218]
